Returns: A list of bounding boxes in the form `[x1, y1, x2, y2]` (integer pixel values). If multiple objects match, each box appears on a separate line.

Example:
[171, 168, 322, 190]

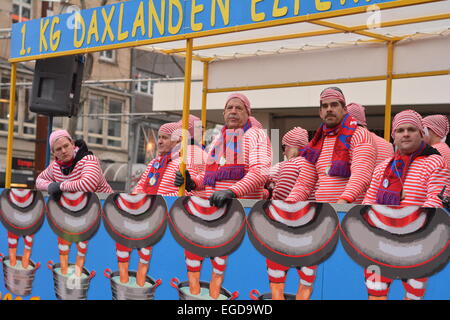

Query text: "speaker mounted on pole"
[30, 55, 84, 117]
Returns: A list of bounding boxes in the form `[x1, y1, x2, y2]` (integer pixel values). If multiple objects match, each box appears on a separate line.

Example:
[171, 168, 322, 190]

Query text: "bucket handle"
[103, 268, 112, 279]
[89, 270, 96, 280]
[154, 279, 162, 289]
[47, 260, 54, 270]
[170, 277, 180, 289]
[230, 291, 239, 300]
[249, 289, 260, 301]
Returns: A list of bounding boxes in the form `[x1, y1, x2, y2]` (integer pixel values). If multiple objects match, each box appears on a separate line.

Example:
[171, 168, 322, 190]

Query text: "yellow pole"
[178, 38, 193, 196]
[201, 62, 209, 148]
[5, 63, 17, 188]
[384, 41, 395, 141]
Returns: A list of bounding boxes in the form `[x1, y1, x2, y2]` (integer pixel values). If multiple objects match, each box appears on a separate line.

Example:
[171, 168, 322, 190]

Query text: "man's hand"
[48, 182, 62, 201]
[209, 190, 236, 208]
[174, 170, 196, 192]
[336, 199, 349, 204]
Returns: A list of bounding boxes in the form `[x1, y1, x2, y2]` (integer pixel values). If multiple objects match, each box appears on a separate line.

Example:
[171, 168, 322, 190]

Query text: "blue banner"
[10, 0, 400, 61]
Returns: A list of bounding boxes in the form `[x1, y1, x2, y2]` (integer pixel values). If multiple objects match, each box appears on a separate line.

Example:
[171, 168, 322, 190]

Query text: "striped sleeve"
[340, 126, 377, 203]
[35, 162, 56, 190]
[422, 155, 450, 207]
[285, 158, 318, 202]
[229, 128, 272, 197]
[59, 155, 103, 193]
[434, 142, 450, 168]
[273, 157, 301, 200]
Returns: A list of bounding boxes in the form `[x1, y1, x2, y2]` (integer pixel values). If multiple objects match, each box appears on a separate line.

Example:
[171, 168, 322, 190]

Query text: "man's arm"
[35, 163, 55, 191]
[339, 127, 377, 203]
[285, 158, 318, 202]
[423, 155, 450, 207]
[229, 129, 272, 197]
[59, 156, 102, 192]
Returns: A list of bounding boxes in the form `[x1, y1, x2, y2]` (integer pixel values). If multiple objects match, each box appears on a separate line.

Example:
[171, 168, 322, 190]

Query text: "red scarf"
[203, 121, 252, 187]
[143, 153, 172, 194]
[301, 113, 357, 178]
[376, 142, 440, 205]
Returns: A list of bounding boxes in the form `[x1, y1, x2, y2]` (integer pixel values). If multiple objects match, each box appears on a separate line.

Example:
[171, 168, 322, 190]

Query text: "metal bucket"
[47, 260, 96, 300]
[170, 277, 239, 301]
[104, 268, 162, 300]
[0, 253, 40, 297]
[250, 289, 296, 300]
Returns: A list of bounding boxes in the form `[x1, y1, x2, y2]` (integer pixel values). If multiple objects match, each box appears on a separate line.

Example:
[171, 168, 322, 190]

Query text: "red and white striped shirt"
[273, 157, 316, 201]
[193, 127, 272, 199]
[372, 133, 394, 167]
[432, 142, 450, 168]
[36, 154, 113, 193]
[363, 154, 450, 207]
[287, 126, 376, 203]
[133, 145, 207, 196]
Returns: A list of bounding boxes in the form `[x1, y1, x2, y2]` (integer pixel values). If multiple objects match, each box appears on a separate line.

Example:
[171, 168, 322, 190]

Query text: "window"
[107, 99, 123, 147]
[99, 50, 116, 63]
[87, 95, 104, 145]
[134, 71, 155, 96]
[0, 76, 18, 133]
[84, 94, 127, 149]
[12, 0, 32, 23]
[23, 86, 36, 135]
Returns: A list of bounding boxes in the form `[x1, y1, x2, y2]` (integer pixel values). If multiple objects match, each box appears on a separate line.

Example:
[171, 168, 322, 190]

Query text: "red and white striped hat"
[282, 127, 308, 149]
[346, 102, 367, 126]
[60, 192, 88, 212]
[320, 88, 346, 105]
[158, 122, 180, 136]
[392, 109, 424, 138]
[185, 196, 227, 221]
[9, 189, 34, 208]
[225, 93, 251, 115]
[367, 205, 425, 235]
[115, 193, 151, 215]
[422, 114, 449, 139]
[176, 114, 201, 137]
[266, 200, 316, 227]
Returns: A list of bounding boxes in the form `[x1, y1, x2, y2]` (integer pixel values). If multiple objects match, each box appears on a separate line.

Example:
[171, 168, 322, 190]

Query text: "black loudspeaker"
[30, 55, 84, 117]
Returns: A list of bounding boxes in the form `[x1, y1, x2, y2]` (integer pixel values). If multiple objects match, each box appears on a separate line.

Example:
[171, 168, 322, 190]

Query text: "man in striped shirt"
[423, 114, 450, 167]
[362, 109, 450, 300]
[133, 121, 206, 196]
[347, 102, 394, 166]
[287, 87, 377, 204]
[174, 93, 272, 299]
[36, 129, 112, 276]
